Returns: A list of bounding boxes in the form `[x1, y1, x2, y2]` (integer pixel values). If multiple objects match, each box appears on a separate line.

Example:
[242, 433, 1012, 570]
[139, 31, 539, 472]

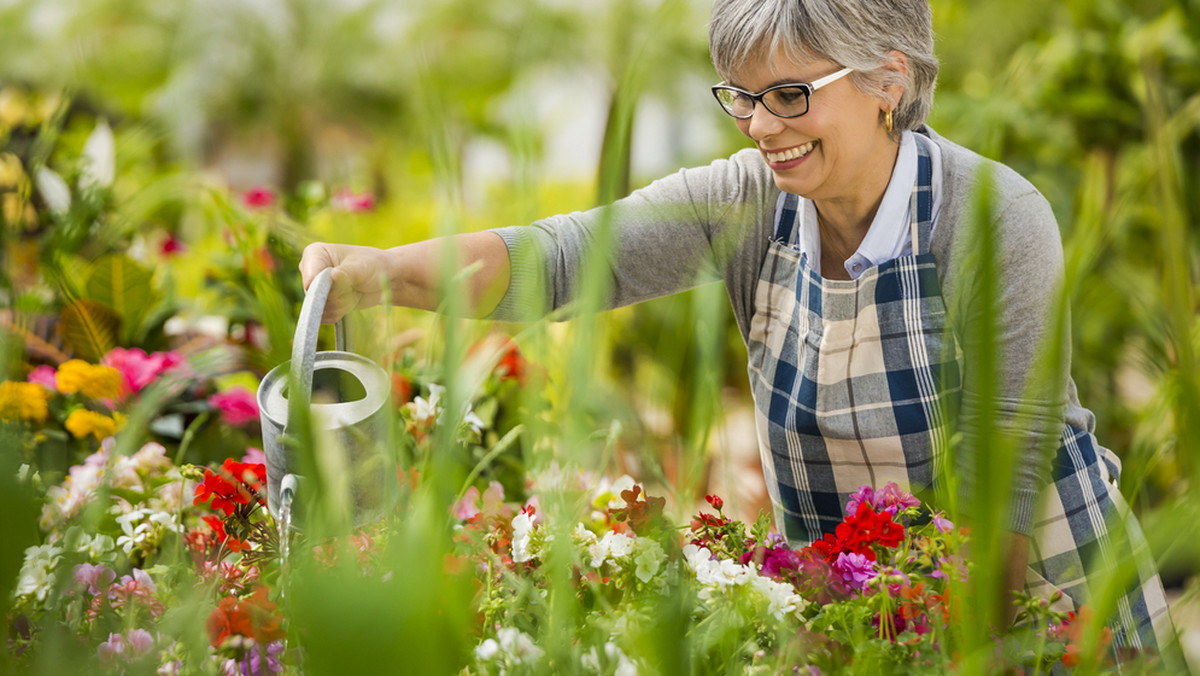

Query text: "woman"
[299, 0, 1176, 656]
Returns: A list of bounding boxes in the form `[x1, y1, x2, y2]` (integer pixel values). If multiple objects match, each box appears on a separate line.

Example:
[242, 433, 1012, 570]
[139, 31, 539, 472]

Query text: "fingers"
[298, 243, 337, 291]
[322, 266, 356, 324]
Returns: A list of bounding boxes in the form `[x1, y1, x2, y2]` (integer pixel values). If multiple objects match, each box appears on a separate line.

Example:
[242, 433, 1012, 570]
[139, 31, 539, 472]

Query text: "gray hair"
[708, 0, 938, 135]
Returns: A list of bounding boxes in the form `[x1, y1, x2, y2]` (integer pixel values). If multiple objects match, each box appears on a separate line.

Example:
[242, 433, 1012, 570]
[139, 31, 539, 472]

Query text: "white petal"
[35, 167, 71, 214]
[81, 118, 115, 188]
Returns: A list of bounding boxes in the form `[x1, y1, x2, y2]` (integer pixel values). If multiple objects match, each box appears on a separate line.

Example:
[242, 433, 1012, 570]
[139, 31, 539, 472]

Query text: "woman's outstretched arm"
[297, 232, 512, 324]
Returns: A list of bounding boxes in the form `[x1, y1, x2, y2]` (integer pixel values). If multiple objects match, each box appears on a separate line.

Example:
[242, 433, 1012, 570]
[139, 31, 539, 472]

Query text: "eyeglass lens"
[715, 86, 811, 118]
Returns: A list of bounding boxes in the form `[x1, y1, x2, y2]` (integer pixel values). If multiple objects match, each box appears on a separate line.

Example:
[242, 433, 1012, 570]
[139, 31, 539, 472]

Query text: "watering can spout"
[257, 267, 397, 530]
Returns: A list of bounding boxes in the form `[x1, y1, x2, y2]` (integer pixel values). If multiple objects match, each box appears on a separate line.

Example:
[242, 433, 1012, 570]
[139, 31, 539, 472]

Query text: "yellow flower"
[64, 409, 117, 441]
[55, 360, 123, 400]
[0, 88, 30, 129]
[0, 381, 51, 424]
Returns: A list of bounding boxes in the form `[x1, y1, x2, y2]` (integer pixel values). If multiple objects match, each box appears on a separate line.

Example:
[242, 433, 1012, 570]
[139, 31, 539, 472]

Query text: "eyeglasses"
[711, 67, 854, 119]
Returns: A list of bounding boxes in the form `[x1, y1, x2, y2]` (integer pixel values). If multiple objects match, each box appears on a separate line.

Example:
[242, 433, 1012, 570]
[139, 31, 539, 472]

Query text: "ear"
[880, 50, 909, 111]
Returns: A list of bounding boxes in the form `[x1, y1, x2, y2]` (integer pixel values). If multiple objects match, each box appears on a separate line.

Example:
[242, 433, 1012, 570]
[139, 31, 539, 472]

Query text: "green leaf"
[58, 298, 119, 361]
[85, 254, 154, 345]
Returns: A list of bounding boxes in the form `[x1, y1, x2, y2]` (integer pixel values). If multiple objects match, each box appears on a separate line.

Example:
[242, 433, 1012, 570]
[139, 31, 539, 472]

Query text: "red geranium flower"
[809, 502, 905, 563]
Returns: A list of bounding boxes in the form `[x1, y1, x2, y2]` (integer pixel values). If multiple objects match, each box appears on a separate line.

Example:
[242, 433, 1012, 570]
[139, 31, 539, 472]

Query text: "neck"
[813, 135, 901, 248]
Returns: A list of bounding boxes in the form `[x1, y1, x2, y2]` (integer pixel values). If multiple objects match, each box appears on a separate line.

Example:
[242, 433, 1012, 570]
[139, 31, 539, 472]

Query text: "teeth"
[766, 141, 816, 163]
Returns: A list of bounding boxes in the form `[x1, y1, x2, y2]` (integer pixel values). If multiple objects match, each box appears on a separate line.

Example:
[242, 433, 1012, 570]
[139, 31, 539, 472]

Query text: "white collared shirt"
[797, 131, 943, 279]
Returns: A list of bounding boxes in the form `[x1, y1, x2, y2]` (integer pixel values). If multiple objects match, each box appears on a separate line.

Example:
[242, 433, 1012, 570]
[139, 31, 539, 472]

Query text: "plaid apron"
[745, 143, 1175, 655]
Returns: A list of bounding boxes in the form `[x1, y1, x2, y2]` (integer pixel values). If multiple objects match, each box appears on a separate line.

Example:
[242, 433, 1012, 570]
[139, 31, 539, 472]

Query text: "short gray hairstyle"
[708, 0, 938, 135]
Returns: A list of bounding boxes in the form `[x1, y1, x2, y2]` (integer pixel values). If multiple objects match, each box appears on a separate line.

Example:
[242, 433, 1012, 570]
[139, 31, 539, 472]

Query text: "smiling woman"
[298, 0, 1179, 663]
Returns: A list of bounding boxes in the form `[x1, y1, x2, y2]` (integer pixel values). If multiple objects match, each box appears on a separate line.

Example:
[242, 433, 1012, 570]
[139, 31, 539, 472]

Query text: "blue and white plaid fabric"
[748, 146, 956, 542]
[745, 141, 1175, 657]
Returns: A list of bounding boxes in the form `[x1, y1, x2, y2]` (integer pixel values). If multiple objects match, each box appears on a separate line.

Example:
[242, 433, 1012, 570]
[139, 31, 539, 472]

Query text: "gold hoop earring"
[885, 108, 894, 134]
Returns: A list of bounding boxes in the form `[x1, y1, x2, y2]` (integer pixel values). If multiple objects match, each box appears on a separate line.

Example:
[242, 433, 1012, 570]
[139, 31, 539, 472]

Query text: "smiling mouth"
[764, 141, 816, 163]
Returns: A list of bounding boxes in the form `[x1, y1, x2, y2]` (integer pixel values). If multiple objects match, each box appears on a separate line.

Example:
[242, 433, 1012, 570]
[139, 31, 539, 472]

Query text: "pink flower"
[208, 387, 259, 427]
[127, 628, 155, 656]
[243, 186, 276, 209]
[242, 447, 267, 465]
[27, 365, 57, 391]
[331, 188, 375, 212]
[97, 633, 126, 668]
[74, 563, 116, 595]
[454, 486, 481, 520]
[833, 551, 877, 591]
[103, 347, 187, 395]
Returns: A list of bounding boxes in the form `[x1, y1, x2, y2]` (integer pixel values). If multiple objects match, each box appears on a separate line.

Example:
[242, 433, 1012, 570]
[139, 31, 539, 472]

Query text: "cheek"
[735, 119, 753, 139]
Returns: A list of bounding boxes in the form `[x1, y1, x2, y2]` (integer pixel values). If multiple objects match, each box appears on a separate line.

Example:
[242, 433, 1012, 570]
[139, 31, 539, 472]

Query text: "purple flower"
[236, 640, 285, 676]
[930, 554, 968, 582]
[74, 563, 116, 595]
[932, 512, 954, 534]
[97, 633, 125, 668]
[833, 551, 877, 591]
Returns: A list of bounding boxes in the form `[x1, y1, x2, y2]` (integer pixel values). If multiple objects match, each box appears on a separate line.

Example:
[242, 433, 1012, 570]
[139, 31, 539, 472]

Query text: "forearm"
[1002, 531, 1031, 625]
[383, 231, 511, 317]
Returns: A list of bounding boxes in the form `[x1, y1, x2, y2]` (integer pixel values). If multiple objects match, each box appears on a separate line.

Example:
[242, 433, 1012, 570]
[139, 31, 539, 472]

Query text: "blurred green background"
[1, 0, 1197, 610]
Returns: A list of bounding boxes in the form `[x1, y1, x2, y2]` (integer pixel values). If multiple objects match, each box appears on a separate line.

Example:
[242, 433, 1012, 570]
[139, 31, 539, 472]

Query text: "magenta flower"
[740, 544, 801, 579]
[27, 365, 57, 391]
[876, 482, 919, 516]
[331, 188, 375, 212]
[208, 386, 259, 427]
[243, 186, 276, 209]
[160, 233, 186, 257]
[103, 347, 187, 395]
[73, 562, 116, 595]
[833, 551, 877, 591]
[845, 485, 876, 516]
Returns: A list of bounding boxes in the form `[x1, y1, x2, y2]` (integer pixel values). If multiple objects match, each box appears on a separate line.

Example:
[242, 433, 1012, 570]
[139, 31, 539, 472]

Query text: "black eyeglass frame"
[710, 67, 854, 119]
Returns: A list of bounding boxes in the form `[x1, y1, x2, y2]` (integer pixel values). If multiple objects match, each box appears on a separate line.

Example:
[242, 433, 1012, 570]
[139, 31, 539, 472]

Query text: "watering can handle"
[285, 267, 350, 431]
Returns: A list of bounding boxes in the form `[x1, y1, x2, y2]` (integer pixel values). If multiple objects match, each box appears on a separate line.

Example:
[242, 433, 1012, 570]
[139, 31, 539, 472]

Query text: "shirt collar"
[798, 131, 919, 279]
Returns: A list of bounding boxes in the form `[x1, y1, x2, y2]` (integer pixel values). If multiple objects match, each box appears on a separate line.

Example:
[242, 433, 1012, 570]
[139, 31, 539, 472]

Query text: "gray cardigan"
[490, 127, 1095, 536]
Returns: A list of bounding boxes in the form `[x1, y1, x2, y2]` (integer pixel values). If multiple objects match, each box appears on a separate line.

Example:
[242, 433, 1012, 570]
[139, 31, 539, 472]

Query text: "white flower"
[633, 539, 665, 584]
[751, 575, 807, 620]
[75, 533, 116, 560]
[475, 638, 501, 661]
[409, 384, 443, 424]
[588, 531, 635, 568]
[16, 544, 62, 602]
[597, 475, 637, 509]
[582, 642, 639, 676]
[495, 627, 543, 663]
[115, 510, 153, 555]
[511, 510, 536, 563]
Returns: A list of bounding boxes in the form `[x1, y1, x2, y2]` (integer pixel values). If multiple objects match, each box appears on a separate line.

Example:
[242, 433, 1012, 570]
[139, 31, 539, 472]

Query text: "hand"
[298, 242, 390, 324]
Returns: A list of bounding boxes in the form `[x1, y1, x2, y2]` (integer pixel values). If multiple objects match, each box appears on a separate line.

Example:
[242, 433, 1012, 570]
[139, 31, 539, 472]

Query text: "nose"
[741, 102, 783, 142]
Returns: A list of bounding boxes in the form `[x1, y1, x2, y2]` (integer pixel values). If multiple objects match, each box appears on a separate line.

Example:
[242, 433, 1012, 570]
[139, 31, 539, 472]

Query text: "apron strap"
[774, 192, 800, 245]
[909, 140, 935, 254]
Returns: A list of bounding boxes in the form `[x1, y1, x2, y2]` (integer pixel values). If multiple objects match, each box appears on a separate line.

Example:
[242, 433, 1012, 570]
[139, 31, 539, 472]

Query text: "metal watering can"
[257, 267, 396, 529]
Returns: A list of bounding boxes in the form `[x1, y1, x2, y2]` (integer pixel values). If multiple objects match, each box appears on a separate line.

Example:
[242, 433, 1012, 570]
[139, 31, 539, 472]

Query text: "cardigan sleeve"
[946, 171, 1069, 536]
[485, 149, 774, 323]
